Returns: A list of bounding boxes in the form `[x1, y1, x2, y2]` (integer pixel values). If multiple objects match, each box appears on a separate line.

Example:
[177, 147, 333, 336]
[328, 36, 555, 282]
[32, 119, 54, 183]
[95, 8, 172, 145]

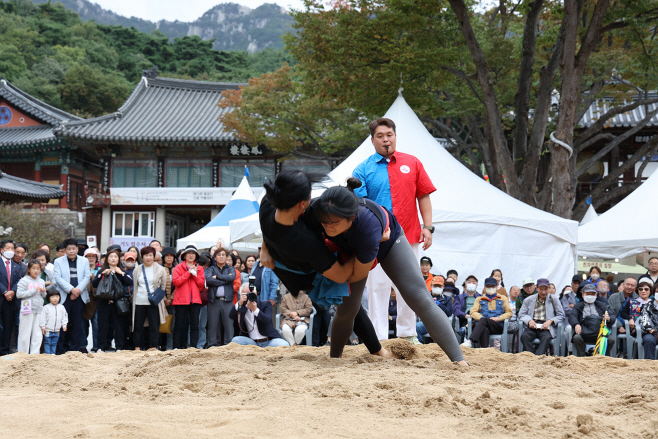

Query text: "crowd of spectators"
[1, 237, 657, 361]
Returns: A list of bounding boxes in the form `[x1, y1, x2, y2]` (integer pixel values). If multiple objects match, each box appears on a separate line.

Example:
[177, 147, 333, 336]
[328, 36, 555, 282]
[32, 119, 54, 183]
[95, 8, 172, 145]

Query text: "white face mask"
[443, 291, 453, 297]
[485, 287, 496, 295]
[466, 283, 477, 293]
[432, 287, 443, 296]
[583, 295, 596, 304]
[590, 273, 600, 281]
[3, 251, 14, 260]
[124, 261, 135, 269]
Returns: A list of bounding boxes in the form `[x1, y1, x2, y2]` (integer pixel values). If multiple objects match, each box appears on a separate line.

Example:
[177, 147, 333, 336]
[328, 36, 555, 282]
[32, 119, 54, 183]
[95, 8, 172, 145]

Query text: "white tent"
[229, 212, 261, 243]
[579, 205, 599, 225]
[326, 94, 579, 289]
[578, 171, 658, 259]
[176, 176, 259, 250]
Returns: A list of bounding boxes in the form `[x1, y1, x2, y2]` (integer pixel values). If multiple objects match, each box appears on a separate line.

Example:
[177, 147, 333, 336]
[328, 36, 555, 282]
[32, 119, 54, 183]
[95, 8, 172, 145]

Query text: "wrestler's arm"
[260, 241, 275, 269]
[346, 258, 375, 284]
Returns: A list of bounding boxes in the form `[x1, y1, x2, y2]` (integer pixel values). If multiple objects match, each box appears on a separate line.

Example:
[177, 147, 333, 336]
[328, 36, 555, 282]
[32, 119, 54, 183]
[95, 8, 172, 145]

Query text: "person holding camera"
[229, 283, 289, 347]
[280, 289, 313, 346]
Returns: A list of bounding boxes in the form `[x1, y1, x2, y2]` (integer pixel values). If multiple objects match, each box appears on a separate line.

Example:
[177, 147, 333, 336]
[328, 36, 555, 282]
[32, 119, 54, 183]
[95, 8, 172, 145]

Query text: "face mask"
[590, 273, 600, 281]
[485, 287, 496, 295]
[583, 295, 596, 304]
[443, 291, 453, 297]
[432, 287, 443, 296]
[466, 283, 477, 293]
[3, 251, 14, 259]
[124, 261, 135, 269]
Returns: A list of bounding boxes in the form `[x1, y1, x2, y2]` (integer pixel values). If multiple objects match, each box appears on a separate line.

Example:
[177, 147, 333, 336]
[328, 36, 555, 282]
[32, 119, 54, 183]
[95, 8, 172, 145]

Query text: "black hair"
[101, 249, 122, 271]
[63, 238, 78, 248]
[198, 255, 210, 267]
[263, 170, 326, 210]
[226, 253, 238, 267]
[46, 287, 60, 302]
[588, 266, 601, 275]
[315, 180, 361, 224]
[559, 285, 572, 300]
[490, 269, 505, 287]
[56, 243, 65, 251]
[150, 239, 161, 246]
[0, 239, 15, 250]
[26, 259, 41, 273]
[649, 256, 658, 263]
[447, 269, 458, 278]
[15, 243, 28, 252]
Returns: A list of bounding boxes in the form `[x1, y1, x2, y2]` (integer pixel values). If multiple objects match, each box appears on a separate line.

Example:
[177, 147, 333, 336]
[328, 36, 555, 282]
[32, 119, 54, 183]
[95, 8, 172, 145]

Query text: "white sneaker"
[460, 340, 473, 348]
[403, 336, 422, 345]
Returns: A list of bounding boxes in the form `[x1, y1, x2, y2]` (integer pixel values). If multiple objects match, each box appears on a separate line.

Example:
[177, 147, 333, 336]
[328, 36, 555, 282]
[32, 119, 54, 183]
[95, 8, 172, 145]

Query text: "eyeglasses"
[638, 287, 651, 292]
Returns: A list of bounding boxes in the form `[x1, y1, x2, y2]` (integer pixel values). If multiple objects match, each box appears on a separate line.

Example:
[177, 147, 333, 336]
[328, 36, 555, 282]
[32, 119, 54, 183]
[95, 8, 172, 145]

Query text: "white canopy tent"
[325, 94, 579, 289]
[177, 176, 260, 251]
[579, 205, 599, 225]
[578, 170, 658, 259]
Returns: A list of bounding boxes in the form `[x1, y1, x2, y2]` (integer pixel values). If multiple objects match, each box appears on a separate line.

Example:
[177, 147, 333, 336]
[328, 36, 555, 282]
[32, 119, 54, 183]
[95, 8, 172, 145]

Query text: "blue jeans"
[231, 336, 289, 347]
[44, 332, 59, 355]
[416, 321, 429, 340]
[196, 305, 207, 349]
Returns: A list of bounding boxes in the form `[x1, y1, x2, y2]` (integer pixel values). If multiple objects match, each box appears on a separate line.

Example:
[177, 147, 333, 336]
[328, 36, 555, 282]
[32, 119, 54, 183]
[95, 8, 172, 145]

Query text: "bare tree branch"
[575, 132, 615, 154]
[438, 65, 485, 105]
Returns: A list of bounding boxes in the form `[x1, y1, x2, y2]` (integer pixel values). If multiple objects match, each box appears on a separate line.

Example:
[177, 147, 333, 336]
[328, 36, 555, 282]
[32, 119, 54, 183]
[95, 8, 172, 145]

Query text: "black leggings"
[329, 233, 464, 362]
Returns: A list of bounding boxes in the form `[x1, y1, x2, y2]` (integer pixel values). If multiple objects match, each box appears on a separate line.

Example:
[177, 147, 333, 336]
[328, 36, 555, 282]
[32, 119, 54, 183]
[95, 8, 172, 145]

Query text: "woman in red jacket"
[172, 244, 205, 349]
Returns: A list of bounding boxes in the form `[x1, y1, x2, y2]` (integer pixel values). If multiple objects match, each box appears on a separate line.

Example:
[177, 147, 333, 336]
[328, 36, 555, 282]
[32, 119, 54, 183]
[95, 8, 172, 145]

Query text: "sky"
[91, 0, 308, 22]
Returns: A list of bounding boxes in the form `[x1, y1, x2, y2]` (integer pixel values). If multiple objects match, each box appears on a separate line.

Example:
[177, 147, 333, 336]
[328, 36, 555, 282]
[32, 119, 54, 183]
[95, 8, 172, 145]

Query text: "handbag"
[200, 287, 208, 306]
[159, 314, 173, 334]
[95, 272, 125, 300]
[115, 296, 131, 316]
[143, 266, 166, 306]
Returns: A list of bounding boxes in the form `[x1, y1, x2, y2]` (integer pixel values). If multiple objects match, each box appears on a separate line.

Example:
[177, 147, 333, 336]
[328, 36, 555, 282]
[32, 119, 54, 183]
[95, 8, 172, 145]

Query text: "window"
[220, 159, 274, 187]
[112, 159, 157, 188]
[112, 212, 154, 237]
[166, 159, 212, 187]
[281, 160, 332, 174]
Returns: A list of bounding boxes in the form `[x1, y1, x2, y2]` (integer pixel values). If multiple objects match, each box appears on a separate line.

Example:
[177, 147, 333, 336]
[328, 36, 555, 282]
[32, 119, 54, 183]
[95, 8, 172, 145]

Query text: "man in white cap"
[516, 277, 536, 311]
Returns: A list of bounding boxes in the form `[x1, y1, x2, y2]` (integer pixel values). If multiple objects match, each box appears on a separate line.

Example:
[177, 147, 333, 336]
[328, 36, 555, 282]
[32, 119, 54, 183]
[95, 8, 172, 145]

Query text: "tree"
[0, 203, 68, 256]
[284, 0, 658, 219]
[218, 64, 371, 159]
[58, 63, 131, 116]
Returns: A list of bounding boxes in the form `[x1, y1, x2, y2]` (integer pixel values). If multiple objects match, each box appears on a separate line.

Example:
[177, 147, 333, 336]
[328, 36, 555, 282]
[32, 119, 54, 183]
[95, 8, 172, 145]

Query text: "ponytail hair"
[315, 183, 360, 224]
[263, 170, 326, 210]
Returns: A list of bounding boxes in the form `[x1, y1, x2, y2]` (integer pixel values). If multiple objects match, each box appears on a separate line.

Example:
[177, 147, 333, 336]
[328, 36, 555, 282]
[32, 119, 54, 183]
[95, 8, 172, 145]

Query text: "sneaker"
[460, 339, 473, 348]
[403, 336, 422, 345]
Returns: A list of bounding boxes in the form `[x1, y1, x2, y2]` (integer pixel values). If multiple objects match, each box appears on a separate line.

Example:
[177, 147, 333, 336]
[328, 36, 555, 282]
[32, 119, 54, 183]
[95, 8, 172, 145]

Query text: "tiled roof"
[0, 172, 65, 202]
[56, 77, 246, 145]
[0, 126, 60, 149]
[0, 79, 81, 125]
[578, 93, 658, 128]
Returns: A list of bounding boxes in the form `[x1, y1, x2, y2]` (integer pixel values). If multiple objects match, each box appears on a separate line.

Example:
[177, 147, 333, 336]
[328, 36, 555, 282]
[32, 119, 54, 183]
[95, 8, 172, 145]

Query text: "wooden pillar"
[34, 161, 41, 182]
[60, 164, 69, 209]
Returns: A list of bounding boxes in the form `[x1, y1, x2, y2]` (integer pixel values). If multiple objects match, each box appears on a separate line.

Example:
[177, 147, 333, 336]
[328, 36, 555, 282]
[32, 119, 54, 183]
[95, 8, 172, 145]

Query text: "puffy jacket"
[16, 276, 47, 314]
[470, 293, 513, 321]
[172, 262, 206, 305]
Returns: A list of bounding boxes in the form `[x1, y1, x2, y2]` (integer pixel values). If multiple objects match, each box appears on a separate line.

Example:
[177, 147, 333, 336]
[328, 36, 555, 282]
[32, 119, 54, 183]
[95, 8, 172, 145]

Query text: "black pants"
[521, 327, 553, 355]
[470, 317, 504, 348]
[133, 304, 160, 350]
[312, 303, 331, 347]
[0, 296, 17, 356]
[97, 299, 124, 351]
[57, 295, 85, 353]
[173, 304, 201, 349]
[207, 298, 234, 347]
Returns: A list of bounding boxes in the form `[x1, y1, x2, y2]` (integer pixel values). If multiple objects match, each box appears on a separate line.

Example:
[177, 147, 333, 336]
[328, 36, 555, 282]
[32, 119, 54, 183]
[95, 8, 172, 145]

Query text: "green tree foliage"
[0, 0, 295, 116]
[0, 203, 68, 256]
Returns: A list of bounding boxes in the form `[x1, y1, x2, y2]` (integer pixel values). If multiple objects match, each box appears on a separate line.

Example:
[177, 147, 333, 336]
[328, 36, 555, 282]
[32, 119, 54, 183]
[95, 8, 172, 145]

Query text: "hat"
[638, 276, 654, 286]
[420, 256, 433, 267]
[83, 248, 100, 258]
[431, 276, 444, 287]
[522, 277, 535, 286]
[124, 251, 137, 261]
[582, 282, 597, 293]
[162, 247, 176, 257]
[465, 275, 478, 283]
[536, 278, 550, 287]
[484, 277, 497, 286]
[107, 244, 122, 253]
[571, 274, 582, 283]
[76, 238, 88, 247]
[181, 244, 199, 261]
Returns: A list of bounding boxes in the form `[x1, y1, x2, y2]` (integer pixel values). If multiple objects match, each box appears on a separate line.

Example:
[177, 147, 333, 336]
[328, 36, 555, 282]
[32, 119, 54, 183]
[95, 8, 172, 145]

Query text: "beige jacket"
[131, 263, 169, 329]
[280, 292, 313, 329]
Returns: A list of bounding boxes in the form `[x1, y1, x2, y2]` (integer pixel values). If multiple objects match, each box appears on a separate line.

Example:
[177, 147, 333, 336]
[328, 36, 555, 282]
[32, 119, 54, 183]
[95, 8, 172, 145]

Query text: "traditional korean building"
[0, 78, 99, 240]
[55, 74, 289, 251]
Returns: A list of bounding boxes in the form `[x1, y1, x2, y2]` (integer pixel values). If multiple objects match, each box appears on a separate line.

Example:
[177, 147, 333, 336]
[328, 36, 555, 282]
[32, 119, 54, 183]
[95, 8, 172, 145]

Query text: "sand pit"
[1, 339, 657, 438]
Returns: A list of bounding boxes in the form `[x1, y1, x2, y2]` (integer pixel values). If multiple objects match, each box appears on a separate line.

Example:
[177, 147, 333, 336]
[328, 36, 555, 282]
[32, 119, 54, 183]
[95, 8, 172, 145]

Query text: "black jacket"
[205, 264, 236, 303]
[568, 300, 612, 328]
[229, 299, 281, 340]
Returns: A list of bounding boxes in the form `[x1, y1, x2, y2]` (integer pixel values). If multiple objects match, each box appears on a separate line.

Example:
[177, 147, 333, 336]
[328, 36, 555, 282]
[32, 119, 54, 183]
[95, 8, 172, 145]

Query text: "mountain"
[30, 0, 294, 53]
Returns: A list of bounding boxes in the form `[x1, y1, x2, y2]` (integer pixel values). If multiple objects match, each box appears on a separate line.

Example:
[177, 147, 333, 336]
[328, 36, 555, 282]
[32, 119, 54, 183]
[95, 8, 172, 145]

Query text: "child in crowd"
[40, 289, 68, 355]
[16, 260, 48, 354]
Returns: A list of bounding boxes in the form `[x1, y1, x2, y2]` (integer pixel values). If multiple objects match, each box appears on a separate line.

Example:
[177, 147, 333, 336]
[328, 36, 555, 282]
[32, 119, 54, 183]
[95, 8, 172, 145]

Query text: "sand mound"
[1, 344, 657, 438]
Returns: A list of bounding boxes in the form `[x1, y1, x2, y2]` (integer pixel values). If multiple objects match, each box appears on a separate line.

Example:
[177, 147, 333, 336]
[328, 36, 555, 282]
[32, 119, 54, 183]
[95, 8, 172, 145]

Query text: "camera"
[248, 275, 256, 292]
[247, 292, 258, 303]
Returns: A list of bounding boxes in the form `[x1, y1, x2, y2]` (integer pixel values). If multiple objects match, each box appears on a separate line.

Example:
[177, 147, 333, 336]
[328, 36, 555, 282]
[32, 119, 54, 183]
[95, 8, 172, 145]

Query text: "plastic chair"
[633, 318, 658, 360]
[466, 316, 509, 353]
[518, 321, 563, 356]
[611, 319, 634, 358]
[275, 306, 317, 346]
